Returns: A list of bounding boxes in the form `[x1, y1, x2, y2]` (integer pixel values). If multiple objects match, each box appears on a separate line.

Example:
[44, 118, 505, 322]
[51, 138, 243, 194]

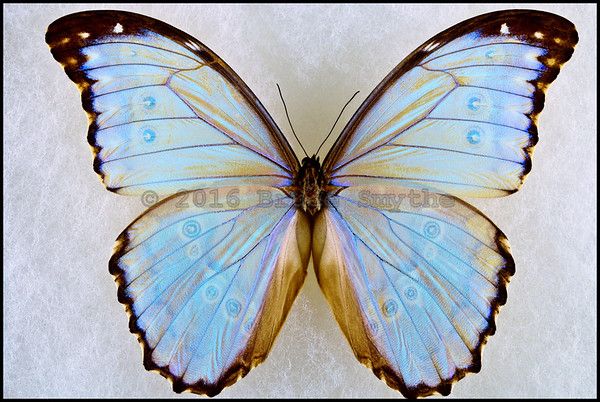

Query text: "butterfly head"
[294, 155, 326, 216]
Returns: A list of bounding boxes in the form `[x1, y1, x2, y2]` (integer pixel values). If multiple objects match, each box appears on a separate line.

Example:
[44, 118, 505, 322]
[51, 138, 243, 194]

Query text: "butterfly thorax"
[293, 155, 327, 216]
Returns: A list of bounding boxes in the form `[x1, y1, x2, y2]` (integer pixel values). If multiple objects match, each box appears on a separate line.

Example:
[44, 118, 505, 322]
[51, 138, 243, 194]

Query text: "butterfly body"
[46, 9, 577, 398]
[291, 155, 328, 216]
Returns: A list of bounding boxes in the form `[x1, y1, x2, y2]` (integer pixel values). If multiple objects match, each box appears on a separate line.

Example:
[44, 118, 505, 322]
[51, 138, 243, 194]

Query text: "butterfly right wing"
[111, 186, 311, 396]
[323, 10, 577, 198]
[312, 185, 513, 397]
[311, 10, 577, 397]
[46, 10, 298, 197]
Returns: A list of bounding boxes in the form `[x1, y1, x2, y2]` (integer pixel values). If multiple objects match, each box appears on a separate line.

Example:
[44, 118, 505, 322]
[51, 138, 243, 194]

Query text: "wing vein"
[330, 198, 491, 321]
[165, 71, 292, 174]
[122, 197, 290, 286]
[174, 205, 293, 377]
[220, 208, 294, 370]
[385, 144, 524, 165]
[426, 117, 531, 132]
[100, 143, 238, 165]
[96, 117, 199, 132]
[330, 86, 458, 173]
[334, 193, 502, 285]
[82, 62, 181, 72]
[378, 257, 446, 380]
[419, 41, 546, 65]
[419, 65, 534, 99]
[113, 174, 291, 191]
[327, 202, 406, 379]
[80, 40, 203, 64]
[330, 175, 512, 192]
[444, 63, 544, 73]
[91, 83, 166, 99]
[329, 200, 484, 364]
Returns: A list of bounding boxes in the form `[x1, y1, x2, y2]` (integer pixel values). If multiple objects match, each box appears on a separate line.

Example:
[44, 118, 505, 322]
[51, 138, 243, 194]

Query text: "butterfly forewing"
[46, 10, 299, 197]
[323, 10, 577, 198]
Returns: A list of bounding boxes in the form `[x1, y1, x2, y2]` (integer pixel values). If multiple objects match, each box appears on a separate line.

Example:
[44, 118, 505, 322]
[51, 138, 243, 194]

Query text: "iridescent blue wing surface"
[323, 10, 577, 198]
[315, 10, 577, 397]
[314, 185, 513, 398]
[46, 10, 299, 197]
[46, 10, 311, 396]
[112, 186, 310, 395]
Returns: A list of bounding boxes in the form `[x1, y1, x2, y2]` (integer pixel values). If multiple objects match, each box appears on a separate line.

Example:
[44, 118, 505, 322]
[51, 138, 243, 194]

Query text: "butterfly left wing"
[46, 10, 299, 197]
[323, 10, 577, 198]
[313, 185, 513, 398]
[111, 186, 311, 396]
[46, 11, 310, 395]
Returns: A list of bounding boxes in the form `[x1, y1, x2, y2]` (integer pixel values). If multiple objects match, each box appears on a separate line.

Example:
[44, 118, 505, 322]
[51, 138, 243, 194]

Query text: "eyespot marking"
[226, 299, 241, 317]
[424, 221, 441, 238]
[243, 317, 255, 332]
[467, 96, 481, 111]
[182, 220, 201, 238]
[205, 285, 218, 301]
[186, 244, 199, 258]
[142, 128, 156, 143]
[404, 287, 418, 301]
[369, 320, 379, 334]
[143, 96, 156, 110]
[467, 129, 481, 144]
[383, 299, 398, 317]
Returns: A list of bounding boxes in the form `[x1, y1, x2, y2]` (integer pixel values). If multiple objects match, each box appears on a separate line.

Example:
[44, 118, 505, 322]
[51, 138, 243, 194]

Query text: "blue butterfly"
[46, 9, 577, 397]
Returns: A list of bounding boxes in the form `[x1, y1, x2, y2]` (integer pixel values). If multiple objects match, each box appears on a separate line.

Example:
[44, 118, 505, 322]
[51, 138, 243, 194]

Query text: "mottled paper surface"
[3, 3, 597, 398]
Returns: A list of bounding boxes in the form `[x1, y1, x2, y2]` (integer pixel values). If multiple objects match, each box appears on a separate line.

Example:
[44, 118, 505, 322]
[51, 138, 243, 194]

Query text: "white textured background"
[3, 3, 597, 398]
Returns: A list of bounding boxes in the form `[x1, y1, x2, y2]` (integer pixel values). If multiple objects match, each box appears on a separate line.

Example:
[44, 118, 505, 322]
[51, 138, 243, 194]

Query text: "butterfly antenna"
[315, 90, 360, 157]
[277, 83, 308, 158]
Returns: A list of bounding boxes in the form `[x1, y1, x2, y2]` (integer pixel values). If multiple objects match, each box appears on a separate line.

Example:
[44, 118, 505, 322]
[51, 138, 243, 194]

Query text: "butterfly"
[46, 9, 577, 398]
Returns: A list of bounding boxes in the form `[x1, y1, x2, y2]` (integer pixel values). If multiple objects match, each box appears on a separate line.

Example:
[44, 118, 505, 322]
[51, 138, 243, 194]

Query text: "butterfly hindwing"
[111, 186, 310, 395]
[313, 185, 513, 397]
[46, 10, 299, 197]
[323, 10, 577, 198]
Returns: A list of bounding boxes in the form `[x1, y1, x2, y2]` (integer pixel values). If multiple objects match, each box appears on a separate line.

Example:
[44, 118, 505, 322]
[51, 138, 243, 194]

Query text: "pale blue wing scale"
[313, 185, 514, 396]
[79, 35, 290, 167]
[111, 186, 311, 394]
[325, 13, 577, 198]
[81, 37, 291, 195]
[46, 11, 299, 197]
